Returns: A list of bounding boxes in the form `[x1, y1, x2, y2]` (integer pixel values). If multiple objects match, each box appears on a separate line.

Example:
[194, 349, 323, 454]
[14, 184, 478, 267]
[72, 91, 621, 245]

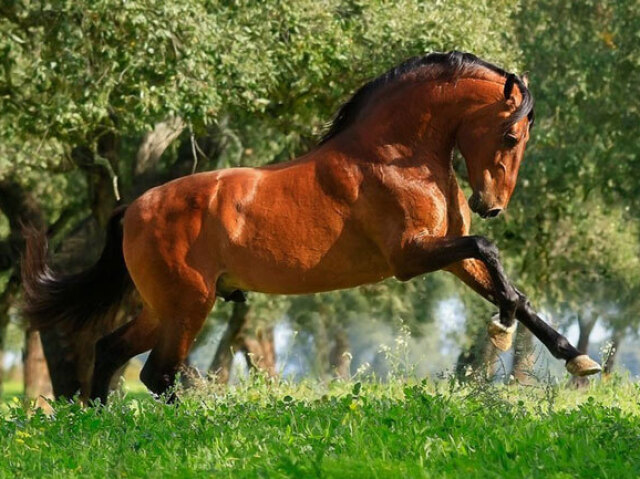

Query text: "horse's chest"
[375, 165, 452, 237]
[400, 181, 450, 237]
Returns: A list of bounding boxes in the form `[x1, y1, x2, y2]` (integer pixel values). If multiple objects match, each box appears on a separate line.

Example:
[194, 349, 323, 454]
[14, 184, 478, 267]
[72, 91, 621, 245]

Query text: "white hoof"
[488, 315, 516, 352]
[566, 355, 601, 377]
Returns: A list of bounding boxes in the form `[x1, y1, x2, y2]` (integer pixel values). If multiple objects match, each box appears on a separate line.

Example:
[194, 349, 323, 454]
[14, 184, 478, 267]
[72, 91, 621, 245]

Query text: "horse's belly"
[223, 263, 392, 295]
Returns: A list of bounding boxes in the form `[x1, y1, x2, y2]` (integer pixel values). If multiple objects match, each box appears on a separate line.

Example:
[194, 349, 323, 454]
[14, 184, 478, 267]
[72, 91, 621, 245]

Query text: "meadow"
[2, 375, 639, 479]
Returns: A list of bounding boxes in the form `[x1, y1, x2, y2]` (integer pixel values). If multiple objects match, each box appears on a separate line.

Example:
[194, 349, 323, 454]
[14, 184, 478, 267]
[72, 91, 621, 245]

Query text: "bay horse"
[22, 51, 600, 404]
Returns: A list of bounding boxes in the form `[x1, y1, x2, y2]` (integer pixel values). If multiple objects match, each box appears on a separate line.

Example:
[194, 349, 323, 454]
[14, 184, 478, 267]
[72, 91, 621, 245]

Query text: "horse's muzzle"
[468, 193, 503, 219]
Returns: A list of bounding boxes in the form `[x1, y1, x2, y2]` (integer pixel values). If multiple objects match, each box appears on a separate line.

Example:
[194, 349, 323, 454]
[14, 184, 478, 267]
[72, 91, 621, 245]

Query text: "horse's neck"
[323, 76, 505, 177]
[343, 82, 469, 169]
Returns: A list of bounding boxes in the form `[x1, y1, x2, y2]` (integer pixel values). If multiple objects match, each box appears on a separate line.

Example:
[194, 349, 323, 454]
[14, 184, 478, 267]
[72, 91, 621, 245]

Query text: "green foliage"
[516, 0, 639, 204]
[473, 0, 640, 333]
[3, 378, 640, 477]
[1, 0, 639, 364]
[1, 0, 521, 167]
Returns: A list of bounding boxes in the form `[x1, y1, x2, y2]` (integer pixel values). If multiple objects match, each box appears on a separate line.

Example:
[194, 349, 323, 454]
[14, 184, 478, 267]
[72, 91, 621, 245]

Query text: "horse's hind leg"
[140, 301, 212, 400]
[91, 307, 159, 404]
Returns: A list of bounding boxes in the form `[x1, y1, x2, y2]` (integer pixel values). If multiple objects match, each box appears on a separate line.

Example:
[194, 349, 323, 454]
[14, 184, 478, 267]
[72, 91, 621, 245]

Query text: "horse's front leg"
[390, 235, 601, 376]
[449, 259, 600, 376]
[392, 235, 520, 344]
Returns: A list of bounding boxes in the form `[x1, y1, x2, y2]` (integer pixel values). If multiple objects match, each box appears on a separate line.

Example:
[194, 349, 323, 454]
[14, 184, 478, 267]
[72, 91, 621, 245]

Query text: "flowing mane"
[320, 51, 535, 144]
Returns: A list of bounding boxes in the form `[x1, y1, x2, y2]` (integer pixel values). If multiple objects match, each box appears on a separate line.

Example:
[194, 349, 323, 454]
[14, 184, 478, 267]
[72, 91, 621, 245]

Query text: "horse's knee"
[473, 236, 499, 262]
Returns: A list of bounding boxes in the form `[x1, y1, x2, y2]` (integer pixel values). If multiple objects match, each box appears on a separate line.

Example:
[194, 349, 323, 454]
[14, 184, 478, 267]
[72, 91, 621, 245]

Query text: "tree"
[459, 0, 640, 374]
[208, 302, 278, 384]
[13, 0, 638, 391]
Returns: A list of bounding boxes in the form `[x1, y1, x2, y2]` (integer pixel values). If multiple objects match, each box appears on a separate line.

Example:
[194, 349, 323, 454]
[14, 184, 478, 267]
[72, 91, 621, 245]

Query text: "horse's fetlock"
[555, 337, 573, 358]
[140, 364, 175, 396]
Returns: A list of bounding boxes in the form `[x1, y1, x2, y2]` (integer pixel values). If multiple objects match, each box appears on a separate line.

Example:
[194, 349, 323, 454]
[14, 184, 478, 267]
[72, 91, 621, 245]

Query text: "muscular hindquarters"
[122, 174, 218, 324]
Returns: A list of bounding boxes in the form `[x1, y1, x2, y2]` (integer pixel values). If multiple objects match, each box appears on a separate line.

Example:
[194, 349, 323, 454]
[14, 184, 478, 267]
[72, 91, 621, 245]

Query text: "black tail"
[21, 206, 133, 332]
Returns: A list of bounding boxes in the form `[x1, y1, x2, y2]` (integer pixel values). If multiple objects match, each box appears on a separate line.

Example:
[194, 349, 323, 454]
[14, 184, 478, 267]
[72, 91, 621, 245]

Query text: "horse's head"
[456, 74, 534, 218]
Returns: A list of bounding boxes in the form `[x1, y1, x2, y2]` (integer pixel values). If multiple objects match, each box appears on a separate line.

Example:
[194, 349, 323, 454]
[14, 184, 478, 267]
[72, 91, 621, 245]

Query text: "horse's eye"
[503, 133, 519, 148]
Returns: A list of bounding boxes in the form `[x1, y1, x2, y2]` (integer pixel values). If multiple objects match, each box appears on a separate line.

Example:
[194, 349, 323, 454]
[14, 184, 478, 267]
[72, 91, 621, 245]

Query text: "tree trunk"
[568, 314, 598, 389]
[23, 330, 54, 409]
[209, 303, 250, 384]
[482, 336, 500, 379]
[0, 319, 6, 397]
[130, 120, 225, 199]
[0, 179, 49, 401]
[243, 326, 277, 378]
[456, 327, 499, 381]
[71, 132, 120, 228]
[135, 117, 186, 176]
[511, 323, 535, 384]
[209, 303, 278, 384]
[312, 316, 330, 380]
[0, 277, 19, 397]
[329, 325, 351, 380]
[603, 329, 624, 376]
[576, 314, 597, 354]
[0, 333, 3, 396]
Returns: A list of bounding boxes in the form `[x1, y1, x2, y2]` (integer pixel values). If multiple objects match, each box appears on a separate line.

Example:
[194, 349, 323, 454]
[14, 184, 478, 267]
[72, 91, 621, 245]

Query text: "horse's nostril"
[486, 208, 503, 218]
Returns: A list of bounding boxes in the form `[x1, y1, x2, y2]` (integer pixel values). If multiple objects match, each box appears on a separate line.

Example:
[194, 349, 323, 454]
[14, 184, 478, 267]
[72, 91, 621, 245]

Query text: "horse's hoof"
[566, 355, 601, 377]
[487, 315, 516, 352]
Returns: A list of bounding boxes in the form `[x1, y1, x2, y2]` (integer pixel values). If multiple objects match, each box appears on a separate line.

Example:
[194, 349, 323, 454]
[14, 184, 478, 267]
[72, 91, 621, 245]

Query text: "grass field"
[2, 375, 640, 478]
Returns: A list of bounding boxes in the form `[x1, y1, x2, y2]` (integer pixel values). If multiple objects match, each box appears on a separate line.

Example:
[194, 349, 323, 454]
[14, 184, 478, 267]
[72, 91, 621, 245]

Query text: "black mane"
[319, 51, 534, 145]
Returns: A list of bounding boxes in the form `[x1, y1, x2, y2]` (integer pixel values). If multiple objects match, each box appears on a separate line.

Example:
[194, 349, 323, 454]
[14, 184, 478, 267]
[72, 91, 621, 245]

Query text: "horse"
[22, 51, 600, 404]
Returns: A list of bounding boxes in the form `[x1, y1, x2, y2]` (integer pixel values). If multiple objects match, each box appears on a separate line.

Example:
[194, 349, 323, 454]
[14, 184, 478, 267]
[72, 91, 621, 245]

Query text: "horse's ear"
[521, 72, 529, 88]
[504, 73, 516, 99]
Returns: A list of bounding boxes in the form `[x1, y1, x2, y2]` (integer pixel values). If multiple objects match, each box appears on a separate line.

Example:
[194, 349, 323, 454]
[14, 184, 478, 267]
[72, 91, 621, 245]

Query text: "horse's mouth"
[478, 207, 503, 219]
[468, 193, 503, 219]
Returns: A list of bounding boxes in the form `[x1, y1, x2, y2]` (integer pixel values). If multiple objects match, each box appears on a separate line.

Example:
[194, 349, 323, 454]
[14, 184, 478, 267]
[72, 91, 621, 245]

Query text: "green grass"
[2, 376, 640, 478]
